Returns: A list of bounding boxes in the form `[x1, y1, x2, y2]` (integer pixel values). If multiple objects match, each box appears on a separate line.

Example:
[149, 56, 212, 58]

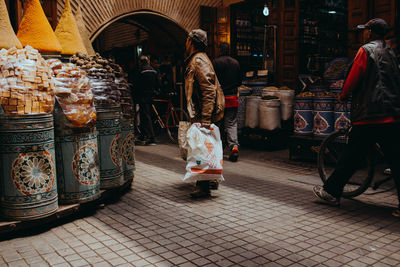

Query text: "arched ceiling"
[57, 0, 223, 39]
[96, 12, 188, 55]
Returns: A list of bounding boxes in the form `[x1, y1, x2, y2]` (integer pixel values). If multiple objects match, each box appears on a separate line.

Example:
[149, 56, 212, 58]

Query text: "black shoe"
[209, 180, 219, 190]
[229, 146, 239, 162]
[145, 139, 156, 146]
[190, 189, 211, 198]
[135, 140, 147, 146]
[313, 185, 340, 206]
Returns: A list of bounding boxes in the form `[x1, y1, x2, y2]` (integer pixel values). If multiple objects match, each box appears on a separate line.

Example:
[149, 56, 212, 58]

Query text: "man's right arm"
[339, 47, 367, 101]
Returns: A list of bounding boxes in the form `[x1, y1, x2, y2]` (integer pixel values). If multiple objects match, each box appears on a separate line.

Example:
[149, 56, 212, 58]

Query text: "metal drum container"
[259, 99, 281, 130]
[245, 96, 262, 128]
[261, 88, 280, 98]
[334, 100, 352, 132]
[238, 88, 252, 132]
[0, 114, 58, 221]
[242, 80, 268, 96]
[120, 117, 135, 184]
[53, 103, 100, 204]
[294, 96, 313, 135]
[281, 104, 294, 121]
[96, 107, 124, 189]
[313, 96, 335, 137]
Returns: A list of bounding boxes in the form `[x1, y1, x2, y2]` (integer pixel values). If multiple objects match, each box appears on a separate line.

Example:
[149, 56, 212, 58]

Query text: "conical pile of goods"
[47, 59, 96, 128]
[55, 0, 87, 55]
[71, 52, 121, 107]
[17, 0, 62, 54]
[75, 5, 95, 56]
[0, 0, 22, 49]
[0, 46, 55, 114]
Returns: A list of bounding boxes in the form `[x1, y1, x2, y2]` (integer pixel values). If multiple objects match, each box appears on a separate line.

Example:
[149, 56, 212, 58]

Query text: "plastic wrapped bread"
[0, 46, 55, 115]
[47, 59, 96, 128]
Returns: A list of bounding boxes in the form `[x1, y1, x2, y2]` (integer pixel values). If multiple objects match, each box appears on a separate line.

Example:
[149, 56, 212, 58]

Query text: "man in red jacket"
[213, 42, 242, 162]
[313, 18, 400, 217]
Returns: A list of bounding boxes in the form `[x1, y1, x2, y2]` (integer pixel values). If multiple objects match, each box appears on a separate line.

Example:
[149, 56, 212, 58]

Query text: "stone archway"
[89, 9, 187, 42]
[57, 0, 222, 38]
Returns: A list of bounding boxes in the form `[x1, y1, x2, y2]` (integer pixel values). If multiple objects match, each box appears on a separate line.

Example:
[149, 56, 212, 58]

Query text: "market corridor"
[1, 143, 400, 267]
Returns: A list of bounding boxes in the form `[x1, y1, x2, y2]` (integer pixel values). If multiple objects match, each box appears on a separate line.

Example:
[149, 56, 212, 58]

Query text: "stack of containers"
[238, 85, 252, 133]
[329, 79, 351, 131]
[113, 64, 135, 185]
[245, 96, 262, 128]
[48, 59, 100, 204]
[0, 0, 61, 221]
[313, 92, 335, 137]
[259, 97, 281, 130]
[72, 53, 123, 190]
[262, 86, 295, 121]
[294, 92, 314, 135]
[0, 47, 59, 220]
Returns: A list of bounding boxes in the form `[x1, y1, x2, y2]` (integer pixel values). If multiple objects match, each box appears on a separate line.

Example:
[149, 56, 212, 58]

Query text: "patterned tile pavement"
[1, 142, 400, 266]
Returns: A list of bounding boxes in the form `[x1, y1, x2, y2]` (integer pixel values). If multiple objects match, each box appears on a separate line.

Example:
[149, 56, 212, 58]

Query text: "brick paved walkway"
[1, 143, 400, 267]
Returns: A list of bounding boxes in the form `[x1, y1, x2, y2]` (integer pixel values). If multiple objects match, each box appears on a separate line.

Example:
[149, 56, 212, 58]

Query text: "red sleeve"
[340, 47, 367, 99]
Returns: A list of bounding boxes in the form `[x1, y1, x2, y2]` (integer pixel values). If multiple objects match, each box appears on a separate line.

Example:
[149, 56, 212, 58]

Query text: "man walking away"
[184, 29, 225, 198]
[213, 42, 242, 162]
[136, 55, 160, 145]
[312, 18, 400, 217]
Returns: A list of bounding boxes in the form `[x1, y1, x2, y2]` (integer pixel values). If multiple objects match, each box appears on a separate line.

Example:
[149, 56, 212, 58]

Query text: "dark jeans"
[139, 102, 155, 140]
[223, 107, 239, 150]
[324, 123, 400, 208]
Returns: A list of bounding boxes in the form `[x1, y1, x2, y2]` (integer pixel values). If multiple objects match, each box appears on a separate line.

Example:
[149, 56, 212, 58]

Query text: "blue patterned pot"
[294, 97, 313, 135]
[96, 107, 124, 189]
[121, 117, 135, 184]
[0, 114, 58, 221]
[54, 105, 100, 204]
[313, 97, 334, 136]
[334, 100, 352, 131]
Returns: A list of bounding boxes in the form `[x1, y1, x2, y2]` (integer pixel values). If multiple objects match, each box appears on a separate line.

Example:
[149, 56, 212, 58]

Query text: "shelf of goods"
[0, 48, 135, 231]
[291, 78, 351, 160]
[238, 83, 295, 149]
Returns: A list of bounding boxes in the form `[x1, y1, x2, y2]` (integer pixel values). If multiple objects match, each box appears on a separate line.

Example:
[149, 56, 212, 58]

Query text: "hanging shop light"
[263, 4, 269, 17]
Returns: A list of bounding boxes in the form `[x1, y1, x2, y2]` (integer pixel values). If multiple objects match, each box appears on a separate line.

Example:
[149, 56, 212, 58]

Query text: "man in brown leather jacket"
[184, 29, 225, 198]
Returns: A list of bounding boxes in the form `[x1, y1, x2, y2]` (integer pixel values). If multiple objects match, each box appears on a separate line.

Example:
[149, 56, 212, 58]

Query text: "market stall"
[0, 0, 135, 227]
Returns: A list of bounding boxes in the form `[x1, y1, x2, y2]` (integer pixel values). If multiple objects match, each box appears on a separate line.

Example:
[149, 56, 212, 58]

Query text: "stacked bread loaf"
[0, 45, 55, 114]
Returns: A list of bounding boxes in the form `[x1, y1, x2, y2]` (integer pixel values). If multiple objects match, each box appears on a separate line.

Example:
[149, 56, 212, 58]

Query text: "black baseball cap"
[357, 18, 389, 36]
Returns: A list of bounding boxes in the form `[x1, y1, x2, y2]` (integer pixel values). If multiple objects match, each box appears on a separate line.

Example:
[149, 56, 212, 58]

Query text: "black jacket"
[351, 40, 400, 122]
[135, 65, 160, 103]
[212, 56, 241, 96]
